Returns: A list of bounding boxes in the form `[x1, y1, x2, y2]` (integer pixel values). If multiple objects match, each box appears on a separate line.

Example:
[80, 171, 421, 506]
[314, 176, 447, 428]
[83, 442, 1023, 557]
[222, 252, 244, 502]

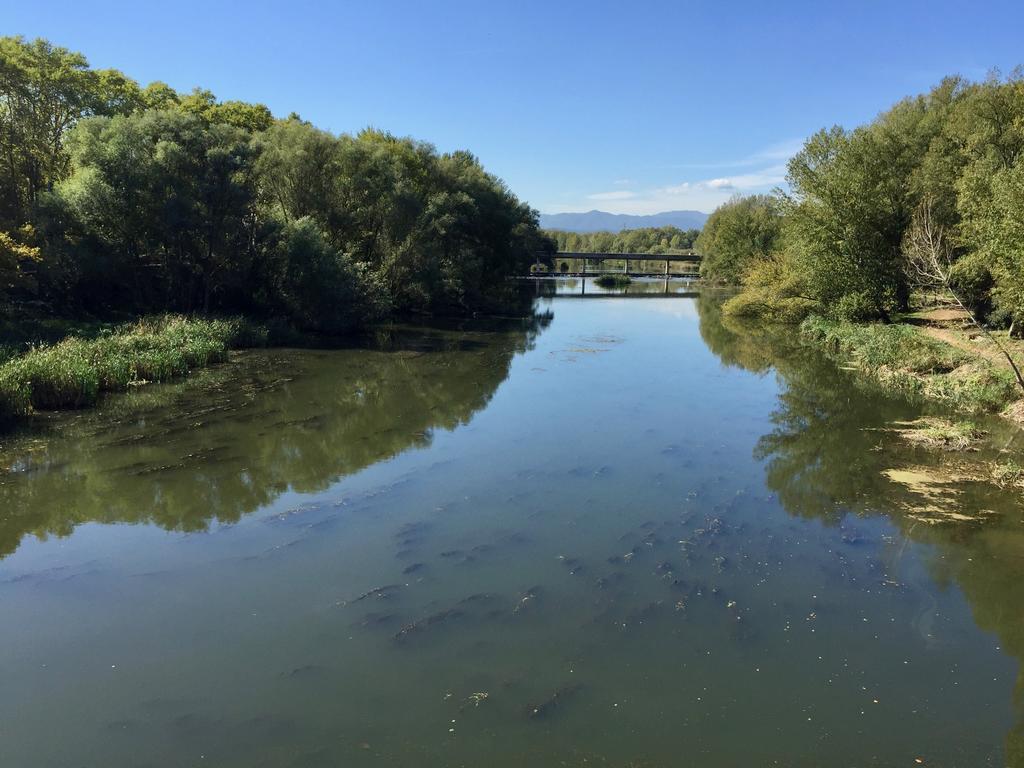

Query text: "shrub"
[721, 252, 819, 323]
[595, 274, 631, 288]
[6, 339, 101, 409]
[0, 314, 267, 422]
[832, 292, 879, 322]
[0, 366, 31, 421]
[800, 317, 965, 374]
[801, 316, 1019, 413]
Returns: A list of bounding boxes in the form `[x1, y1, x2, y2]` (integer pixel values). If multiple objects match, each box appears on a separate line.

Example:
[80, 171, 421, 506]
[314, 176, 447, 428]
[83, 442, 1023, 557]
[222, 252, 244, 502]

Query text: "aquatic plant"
[891, 417, 986, 451]
[594, 274, 632, 288]
[0, 315, 266, 420]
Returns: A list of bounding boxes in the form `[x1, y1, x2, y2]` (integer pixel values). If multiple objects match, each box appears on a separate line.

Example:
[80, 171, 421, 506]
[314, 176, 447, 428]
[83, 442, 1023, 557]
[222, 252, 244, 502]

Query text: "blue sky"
[6, 0, 1023, 214]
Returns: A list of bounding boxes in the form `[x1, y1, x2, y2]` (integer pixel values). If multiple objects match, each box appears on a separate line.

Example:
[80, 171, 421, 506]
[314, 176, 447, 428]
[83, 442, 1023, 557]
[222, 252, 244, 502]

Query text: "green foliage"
[0, 315, 258, 418]
[594, 274, 631, 288]
[948, 250, 994, 316]
[722, 252, 818, 323]
[0, 363, 31, 421]
[800, 316, 1018, 413]
[0, 35, 544, 335]
[545, 226, 699, 255]
[720, 71, 1024, 328]
[696, 195, 782, 283]
[893, 417, 986, 451]
[3, 339, 100, 410]
[961, 151, 1024, 331]
[252, 123, 543, 315]
[784, 123, 918, 318]
[801, 316, 965, 373]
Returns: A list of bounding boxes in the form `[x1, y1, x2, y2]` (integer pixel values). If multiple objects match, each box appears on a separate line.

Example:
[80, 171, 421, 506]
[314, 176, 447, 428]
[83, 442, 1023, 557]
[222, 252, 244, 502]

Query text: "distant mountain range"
[538, 209, 709, 233]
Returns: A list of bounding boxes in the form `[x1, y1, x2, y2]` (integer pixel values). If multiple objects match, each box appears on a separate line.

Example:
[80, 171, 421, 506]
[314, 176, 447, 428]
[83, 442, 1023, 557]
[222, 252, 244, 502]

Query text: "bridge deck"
[554, 251, 700, 262]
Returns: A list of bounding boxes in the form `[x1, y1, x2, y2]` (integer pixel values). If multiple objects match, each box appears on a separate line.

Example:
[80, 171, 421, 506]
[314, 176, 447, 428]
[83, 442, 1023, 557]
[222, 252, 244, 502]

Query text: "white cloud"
[545, 164, 787, 216]
[586, 190, 638, 201]
[542, 138, 797, 216]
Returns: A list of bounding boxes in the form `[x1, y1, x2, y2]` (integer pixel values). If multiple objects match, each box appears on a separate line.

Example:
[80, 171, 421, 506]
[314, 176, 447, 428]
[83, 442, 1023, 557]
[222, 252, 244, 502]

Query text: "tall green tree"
[696, 194, 782, 283]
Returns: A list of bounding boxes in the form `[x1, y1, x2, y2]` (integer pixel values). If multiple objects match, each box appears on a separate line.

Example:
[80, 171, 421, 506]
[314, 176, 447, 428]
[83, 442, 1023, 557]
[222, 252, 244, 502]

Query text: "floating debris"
[882, 467, 998, 524]
[526, 683, 583, 720]
[559, 556, 586, 576]
[461, 692, 490, 710]
[513, 586, 542, 614]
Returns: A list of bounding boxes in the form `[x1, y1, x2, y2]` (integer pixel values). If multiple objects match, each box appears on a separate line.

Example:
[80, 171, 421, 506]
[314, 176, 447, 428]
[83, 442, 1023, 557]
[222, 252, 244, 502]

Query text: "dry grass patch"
[891, 417, 987, 451]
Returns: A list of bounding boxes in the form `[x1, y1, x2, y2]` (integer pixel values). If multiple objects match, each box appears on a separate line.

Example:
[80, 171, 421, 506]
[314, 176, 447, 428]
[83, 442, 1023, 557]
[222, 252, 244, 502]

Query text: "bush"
[5, 339, 101, 409]
[832, 292, 879, 322]
[801, 315, 1019, 413]
[721, 252, 819, 323]
[595, 274, 631, 288]
[0, 314, 267, 421]
[723, 292, 818, 323]
[800, 316, 965, 373]
[948, 251, 994, 318]
[0, 366, 31, 421]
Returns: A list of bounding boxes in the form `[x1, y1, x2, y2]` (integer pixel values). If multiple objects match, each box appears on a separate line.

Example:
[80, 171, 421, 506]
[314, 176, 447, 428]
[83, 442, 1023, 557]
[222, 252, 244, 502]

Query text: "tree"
[903, 197, 1024, 390]
[696, 194, 782, 283]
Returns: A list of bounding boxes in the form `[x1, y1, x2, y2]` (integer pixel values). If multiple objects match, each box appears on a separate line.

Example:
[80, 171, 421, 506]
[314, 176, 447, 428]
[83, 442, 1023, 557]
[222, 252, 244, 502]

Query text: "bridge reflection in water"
[526, 275, 701, 297]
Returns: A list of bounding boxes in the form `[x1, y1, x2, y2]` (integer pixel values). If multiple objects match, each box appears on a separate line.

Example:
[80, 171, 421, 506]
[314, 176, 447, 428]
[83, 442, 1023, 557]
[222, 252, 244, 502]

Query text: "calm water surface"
[2, 281, 1023, 767]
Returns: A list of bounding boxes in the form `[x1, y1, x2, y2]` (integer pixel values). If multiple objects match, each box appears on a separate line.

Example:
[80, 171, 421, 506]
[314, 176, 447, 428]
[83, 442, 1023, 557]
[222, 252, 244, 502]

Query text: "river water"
[1, 280, 1023, 767]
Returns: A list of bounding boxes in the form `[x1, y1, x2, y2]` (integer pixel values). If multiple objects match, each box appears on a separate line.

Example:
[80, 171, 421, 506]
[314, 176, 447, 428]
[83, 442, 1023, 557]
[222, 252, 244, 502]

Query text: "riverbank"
[800, 315, 1024, 421]
[0, 315, 272, 424]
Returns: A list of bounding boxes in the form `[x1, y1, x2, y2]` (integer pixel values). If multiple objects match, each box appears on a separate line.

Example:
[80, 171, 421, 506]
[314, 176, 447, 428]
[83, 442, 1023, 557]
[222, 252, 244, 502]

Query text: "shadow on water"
[697, 293, 1024, 762]
[0, 311, 551, 559]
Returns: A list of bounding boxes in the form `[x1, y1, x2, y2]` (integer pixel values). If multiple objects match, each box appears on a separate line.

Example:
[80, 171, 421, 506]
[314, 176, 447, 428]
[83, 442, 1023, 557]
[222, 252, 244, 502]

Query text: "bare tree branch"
[903, 197, 1024, 392]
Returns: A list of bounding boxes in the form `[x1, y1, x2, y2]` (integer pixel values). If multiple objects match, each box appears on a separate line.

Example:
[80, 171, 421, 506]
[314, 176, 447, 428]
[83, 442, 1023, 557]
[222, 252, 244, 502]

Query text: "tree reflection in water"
[699, 292, 1024, 762]
[0, 311, 551, 559]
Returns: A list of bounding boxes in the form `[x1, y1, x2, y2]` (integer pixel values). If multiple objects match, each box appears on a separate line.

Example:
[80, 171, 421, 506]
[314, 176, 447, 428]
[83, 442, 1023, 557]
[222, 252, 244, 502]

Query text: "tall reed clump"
[0, 315, 260, 423]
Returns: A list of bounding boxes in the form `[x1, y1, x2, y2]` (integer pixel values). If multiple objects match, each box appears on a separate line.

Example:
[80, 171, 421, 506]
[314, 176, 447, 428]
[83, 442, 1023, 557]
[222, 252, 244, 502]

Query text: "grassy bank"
[0, 315, 269, 424]
[800, 316, 1022, 415]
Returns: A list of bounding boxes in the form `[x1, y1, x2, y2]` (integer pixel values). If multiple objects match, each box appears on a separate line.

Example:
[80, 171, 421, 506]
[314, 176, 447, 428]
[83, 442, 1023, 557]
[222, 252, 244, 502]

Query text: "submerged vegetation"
[890, 417, 987, 451]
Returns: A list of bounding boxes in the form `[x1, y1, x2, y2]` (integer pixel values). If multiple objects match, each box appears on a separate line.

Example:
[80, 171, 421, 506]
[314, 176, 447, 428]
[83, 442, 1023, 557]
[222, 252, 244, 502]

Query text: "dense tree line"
[699, 71, 1024, 329]
[0, 36, 549, 332]
[544, 226, 699, 255]
[696, 195, 782, 284]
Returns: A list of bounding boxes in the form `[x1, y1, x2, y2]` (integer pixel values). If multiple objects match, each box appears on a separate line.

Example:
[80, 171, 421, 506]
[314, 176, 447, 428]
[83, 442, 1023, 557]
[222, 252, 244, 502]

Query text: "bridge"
[530, 251, 702, 277]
